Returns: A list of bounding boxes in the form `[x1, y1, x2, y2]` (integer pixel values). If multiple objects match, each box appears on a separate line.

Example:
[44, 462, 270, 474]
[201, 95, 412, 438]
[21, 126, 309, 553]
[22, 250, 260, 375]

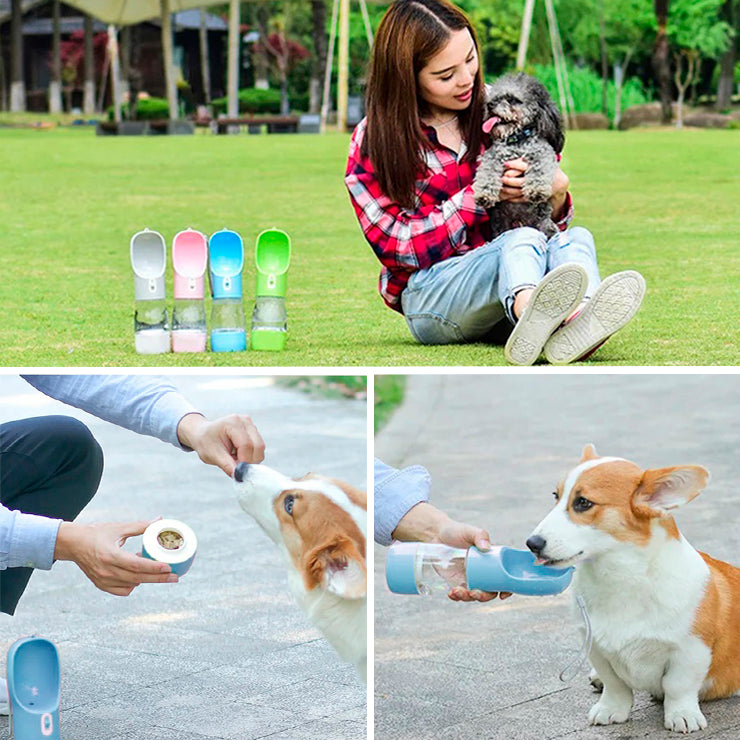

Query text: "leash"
[559, 595, 593, 682]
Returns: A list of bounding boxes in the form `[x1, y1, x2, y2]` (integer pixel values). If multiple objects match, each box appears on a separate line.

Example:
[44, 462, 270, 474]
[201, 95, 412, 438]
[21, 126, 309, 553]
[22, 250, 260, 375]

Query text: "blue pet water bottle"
[6, 636, 61, 740]
[385, 543, 573, 596]
[130, 228, 170, 354]
[208, 229, 246, 352]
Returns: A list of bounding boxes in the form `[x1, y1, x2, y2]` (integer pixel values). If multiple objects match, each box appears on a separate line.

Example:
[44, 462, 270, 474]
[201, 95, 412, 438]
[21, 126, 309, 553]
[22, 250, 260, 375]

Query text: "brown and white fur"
[234, 462, 367, 683]
[527, 445, 740, 733]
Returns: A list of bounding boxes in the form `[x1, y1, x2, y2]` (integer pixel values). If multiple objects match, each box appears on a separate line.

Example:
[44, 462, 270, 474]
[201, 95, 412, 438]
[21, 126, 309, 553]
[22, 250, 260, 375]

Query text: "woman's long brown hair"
[363, 0, 484, 209]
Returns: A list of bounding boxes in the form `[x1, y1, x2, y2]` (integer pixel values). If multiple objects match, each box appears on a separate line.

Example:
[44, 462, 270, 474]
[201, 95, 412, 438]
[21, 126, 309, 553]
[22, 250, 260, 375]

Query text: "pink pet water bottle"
[172, 228, 208, 352]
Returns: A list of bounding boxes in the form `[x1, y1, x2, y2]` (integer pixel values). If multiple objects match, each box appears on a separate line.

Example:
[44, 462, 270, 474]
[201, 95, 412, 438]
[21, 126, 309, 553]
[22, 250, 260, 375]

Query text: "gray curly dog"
[473, 73, 564, 238]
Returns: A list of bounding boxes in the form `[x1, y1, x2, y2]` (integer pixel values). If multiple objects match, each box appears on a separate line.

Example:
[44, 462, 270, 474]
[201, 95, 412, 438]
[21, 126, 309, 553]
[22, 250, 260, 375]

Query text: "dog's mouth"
[482, 115, 501, 134]
[535, 551, 583, 568]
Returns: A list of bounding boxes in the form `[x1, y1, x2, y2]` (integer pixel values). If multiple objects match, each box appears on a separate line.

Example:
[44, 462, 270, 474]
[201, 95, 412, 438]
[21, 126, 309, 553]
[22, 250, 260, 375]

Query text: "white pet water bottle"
[385, 542, 574, 596]
[130, 228, 170, 354]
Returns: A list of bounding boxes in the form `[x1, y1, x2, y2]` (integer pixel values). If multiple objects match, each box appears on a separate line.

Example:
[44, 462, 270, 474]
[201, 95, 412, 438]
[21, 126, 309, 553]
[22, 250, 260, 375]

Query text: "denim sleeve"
[0, 504, 61, 571]
[21, 375, 199, 449]
[374, 458, 431, 546]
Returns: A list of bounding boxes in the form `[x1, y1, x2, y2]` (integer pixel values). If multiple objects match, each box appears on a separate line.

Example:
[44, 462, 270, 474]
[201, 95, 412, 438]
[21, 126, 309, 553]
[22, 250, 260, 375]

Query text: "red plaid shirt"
[345, 117, 572, 312]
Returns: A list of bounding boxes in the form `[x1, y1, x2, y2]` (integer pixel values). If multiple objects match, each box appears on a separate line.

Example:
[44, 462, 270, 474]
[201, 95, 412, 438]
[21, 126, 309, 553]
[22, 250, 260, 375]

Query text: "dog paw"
[588, 699, 631, 725]
[664, 706, 707, 734]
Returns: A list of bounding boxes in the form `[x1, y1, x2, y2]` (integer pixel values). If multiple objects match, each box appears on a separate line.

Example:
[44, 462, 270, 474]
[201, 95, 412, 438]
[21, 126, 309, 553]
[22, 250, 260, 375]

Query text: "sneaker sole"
[544, 270, 646, 365]
[504, 263, 588, 366]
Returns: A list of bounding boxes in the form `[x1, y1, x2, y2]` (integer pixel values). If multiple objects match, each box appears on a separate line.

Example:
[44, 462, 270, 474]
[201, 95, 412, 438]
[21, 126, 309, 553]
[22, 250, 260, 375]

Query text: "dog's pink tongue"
[482, 116, 500, 134]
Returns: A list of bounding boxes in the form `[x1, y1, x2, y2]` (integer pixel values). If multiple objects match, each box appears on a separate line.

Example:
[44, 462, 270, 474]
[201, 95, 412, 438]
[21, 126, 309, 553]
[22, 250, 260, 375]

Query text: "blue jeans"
[401, 226, 601, 344]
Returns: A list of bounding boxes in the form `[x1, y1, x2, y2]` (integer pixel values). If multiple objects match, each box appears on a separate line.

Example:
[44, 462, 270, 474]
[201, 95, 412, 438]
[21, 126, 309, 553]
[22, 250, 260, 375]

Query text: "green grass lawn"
[0, 126, 737, 366]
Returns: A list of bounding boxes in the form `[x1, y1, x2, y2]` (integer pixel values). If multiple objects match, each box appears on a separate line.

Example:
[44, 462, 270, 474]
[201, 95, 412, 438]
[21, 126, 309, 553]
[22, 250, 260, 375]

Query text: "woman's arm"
[345, 124, 487, 272]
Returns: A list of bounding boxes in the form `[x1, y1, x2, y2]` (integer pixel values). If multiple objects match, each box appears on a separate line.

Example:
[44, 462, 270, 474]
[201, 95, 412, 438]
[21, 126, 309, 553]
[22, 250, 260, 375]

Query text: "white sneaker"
[504, 263, 588, 366]
[0, 676, 8, 715]
[543, 270, 646, 364]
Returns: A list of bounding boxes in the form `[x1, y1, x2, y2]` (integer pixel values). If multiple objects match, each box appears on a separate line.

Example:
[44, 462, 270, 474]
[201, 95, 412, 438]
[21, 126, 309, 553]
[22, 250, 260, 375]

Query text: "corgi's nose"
[234, 462, 251, 482]
[526, 535, 546, 556]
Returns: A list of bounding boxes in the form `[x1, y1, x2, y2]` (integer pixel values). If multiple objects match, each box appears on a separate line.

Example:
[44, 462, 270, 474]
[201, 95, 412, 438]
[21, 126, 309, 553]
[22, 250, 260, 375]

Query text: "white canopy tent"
[62, 0, 237, 121]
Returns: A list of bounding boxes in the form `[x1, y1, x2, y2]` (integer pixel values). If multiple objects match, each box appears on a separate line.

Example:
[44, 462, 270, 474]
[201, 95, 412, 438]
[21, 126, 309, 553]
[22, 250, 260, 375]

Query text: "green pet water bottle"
[251, 228, 291, 351]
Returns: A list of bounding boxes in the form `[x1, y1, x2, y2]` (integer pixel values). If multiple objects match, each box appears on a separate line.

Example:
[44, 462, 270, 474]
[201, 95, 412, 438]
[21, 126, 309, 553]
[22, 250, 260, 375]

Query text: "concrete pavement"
[0, 374, 366, 740]
[374, 374, 740, 740]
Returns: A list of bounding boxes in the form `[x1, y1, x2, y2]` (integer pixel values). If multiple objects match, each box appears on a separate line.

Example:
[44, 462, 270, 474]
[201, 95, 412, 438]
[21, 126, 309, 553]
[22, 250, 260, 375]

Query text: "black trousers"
[0, 416, 104, 615]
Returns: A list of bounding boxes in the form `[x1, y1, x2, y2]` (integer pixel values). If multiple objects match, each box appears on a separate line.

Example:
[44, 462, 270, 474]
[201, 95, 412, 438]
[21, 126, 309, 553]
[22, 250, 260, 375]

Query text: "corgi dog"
[233, 462, 367, 683]
[526, 445, 740, 733]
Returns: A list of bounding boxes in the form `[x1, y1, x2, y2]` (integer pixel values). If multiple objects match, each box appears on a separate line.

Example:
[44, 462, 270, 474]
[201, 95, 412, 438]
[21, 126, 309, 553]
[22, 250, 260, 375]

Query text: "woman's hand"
[499, 157, 528, 203]
[500, 158, 570, 217]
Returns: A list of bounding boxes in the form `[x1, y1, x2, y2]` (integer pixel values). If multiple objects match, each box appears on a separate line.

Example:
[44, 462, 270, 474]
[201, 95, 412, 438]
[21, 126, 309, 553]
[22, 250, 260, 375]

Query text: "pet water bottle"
[130, 228, 170, 354]
[251, 228, 291, 351]
[208, 228, 246, 352]
[385, 542, 574, 596]
[172, 228, 208, 352]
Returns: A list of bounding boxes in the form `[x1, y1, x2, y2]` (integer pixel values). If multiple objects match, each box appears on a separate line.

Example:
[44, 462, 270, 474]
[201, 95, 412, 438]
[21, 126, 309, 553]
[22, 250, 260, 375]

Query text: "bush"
[211, 88, 282, 115]
[107, 96, 170, 121]
[529, 64, 650, 125]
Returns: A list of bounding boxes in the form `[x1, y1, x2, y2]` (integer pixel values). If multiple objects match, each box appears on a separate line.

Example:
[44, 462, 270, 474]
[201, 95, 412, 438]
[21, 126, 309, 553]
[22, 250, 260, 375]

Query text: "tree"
[260, 30, 310, 113]
[563, 0, 652, 127]
[309, 0, 327, 113]
[653, 0, 672, 124]
[715, 0, 737, 109]
[668, 0, 733, 126]
[10, 0, 24, 112]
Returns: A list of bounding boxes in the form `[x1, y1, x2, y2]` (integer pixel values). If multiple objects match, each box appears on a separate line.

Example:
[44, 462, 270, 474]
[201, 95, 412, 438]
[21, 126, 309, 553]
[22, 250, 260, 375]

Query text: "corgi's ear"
[305, 536, 366, 599]
[580, 444, 599, 462]
[633, 465, 709, 516]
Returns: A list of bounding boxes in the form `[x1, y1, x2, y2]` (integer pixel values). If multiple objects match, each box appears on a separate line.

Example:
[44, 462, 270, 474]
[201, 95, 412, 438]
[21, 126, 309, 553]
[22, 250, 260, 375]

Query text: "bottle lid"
[255, 228, 291, 297]
[173, 228, 208, 299]
[131, 229, 166, 301]
[466, 546, 574, 595]
[209, 229, 244, 299]
[385, 542, 421, 594]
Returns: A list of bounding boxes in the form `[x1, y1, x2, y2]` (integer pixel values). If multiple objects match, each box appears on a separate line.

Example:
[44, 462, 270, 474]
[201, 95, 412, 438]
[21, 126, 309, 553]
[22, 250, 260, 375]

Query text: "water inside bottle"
[416, 545, 467, 594]
[134, 299, 168, 331]
[173, 300, 207, 331]
[252, 296, 287, 331]
[211, 298, 246, 330]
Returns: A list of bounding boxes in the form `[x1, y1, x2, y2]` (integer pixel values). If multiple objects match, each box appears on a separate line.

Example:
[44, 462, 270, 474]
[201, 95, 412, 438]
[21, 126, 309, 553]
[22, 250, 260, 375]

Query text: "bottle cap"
[131, 229, 166, 301]
[173, 228, 208, 299]
[466, 546, 573, 595]
[255, 228, 291, 297]
[209, 229, 244, 299]
[385, 542, 421, 594]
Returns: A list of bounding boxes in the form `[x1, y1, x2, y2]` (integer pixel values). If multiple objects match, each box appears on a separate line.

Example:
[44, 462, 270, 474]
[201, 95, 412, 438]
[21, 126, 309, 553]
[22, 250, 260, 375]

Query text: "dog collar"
[504, 127, 535, 146]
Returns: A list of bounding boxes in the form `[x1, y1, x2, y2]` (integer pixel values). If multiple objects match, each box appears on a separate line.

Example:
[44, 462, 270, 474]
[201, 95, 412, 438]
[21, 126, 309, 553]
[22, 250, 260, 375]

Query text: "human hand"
[54, 520, 177, 596]
[499, 157, 528, 203]
[177, 413, 266, 476]
[436, 518, 512, 603]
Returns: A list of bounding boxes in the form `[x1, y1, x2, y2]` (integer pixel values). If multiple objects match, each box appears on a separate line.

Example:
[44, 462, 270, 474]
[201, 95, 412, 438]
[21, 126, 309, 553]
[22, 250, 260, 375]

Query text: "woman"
[345, 0, 646, 365]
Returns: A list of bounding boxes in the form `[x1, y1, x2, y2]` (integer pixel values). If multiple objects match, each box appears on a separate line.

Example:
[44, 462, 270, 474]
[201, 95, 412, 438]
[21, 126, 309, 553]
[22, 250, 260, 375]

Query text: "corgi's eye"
[284, 495, 295, 515]
[552, 491, 559, 500]
[573, 496, 594, 513]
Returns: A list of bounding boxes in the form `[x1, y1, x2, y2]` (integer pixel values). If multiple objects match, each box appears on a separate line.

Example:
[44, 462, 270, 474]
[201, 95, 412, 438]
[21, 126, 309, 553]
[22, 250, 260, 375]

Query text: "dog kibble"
[157, 530, 184, 550]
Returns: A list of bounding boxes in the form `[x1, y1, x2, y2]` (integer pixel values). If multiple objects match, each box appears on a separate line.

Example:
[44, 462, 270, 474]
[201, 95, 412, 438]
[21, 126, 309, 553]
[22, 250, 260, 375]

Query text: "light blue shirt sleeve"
[1, 375, 201, 572]
[21, 375, 200, 448]
[0, 508, 61, 571]
[374, 458, 431, 546]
